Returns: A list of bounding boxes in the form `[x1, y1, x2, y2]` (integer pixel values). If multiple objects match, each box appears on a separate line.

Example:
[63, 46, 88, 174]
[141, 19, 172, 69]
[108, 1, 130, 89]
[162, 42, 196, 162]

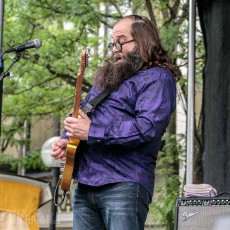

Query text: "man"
[51, 15, 179, 230]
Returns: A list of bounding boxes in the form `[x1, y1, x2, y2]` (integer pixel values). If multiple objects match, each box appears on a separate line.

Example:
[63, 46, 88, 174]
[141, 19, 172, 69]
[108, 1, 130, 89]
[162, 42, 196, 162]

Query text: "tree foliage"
[2, 0, 196, 127]
[2, 0, 119, 151]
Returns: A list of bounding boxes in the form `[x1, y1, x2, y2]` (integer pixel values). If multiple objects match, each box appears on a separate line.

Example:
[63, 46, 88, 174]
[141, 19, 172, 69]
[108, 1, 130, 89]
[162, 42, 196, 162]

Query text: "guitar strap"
[82, 88, 112, 114]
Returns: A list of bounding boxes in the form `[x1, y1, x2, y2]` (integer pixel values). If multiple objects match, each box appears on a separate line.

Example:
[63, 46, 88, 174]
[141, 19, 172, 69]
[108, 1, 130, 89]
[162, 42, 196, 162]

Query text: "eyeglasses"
[108, 39, 135, 52]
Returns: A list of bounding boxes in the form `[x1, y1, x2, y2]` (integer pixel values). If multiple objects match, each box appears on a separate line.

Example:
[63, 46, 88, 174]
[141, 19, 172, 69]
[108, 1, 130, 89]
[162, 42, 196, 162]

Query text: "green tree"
[2, 0, 118, 151]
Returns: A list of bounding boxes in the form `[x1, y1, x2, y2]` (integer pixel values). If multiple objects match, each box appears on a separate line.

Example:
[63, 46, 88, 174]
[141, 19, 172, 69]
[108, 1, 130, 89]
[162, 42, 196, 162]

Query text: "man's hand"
[51, 139, 69, 161]
[64, 109, 92, 140]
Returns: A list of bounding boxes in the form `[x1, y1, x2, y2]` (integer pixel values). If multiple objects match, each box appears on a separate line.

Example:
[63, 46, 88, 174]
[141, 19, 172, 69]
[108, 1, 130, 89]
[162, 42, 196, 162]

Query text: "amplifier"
[174, 197, 230, 230]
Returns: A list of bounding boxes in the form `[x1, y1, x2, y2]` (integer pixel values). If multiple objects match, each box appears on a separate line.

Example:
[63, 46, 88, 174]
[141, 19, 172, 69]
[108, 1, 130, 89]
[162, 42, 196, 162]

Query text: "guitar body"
[56, 48, 90, 199]
[60, 137, 80, 192]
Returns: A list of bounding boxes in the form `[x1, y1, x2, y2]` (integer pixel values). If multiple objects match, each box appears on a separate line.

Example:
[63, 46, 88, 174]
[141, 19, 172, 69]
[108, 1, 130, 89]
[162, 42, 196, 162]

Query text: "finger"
[51, 146, 59, 153]
[61, 156, 67, 161]
[79, 109, 87, 119]
[51, 140, 68, 156]
[66, 117, 78, 123]
[64, 118, 71, 126]
[51, 149, 62, 157]
[57, 140, 68, 147]
[54, 150, 66, 160]
[64, 126, 74, 136]
[66, 131, 73, 138]
[52, 140, 59, 148]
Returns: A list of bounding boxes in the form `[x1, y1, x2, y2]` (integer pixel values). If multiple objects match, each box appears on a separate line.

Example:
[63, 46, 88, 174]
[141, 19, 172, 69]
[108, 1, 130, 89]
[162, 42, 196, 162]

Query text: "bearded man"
[51, 14, 180, 230]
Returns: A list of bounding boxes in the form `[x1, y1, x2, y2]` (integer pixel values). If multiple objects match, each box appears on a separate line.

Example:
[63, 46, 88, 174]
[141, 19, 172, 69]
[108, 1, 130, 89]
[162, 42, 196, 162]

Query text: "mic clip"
[0, 51, 24, 81]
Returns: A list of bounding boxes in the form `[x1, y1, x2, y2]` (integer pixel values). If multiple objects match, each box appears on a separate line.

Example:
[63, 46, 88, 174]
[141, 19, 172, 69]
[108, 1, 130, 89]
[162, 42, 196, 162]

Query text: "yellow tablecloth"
[0, 179, 41, 230]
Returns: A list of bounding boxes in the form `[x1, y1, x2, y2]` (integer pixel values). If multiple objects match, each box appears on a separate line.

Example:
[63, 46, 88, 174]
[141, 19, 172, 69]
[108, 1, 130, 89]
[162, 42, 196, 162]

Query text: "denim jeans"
[72, 182, 151, 230]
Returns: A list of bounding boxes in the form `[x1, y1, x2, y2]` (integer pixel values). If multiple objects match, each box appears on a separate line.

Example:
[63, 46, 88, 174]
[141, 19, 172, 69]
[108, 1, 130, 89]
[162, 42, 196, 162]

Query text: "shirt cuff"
[60, 129, 70, 140]
[88, 122, 106, 144]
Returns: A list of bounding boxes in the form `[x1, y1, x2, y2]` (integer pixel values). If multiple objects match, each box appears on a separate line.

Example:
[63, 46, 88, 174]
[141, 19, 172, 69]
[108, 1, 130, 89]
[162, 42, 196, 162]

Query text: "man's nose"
[112, 45, 121, 53]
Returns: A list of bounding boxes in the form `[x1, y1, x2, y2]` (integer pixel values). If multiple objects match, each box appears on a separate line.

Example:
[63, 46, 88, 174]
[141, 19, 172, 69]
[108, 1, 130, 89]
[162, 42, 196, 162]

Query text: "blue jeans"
[72, 182, 151, 230]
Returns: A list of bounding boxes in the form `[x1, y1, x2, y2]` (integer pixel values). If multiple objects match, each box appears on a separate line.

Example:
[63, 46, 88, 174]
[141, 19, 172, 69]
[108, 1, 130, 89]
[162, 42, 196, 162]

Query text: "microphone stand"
[0, 51, 24, 81]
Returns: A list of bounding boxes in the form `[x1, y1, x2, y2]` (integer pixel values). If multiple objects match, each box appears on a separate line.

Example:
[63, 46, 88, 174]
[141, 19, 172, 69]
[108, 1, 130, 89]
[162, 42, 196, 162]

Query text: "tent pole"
[0, 0, 5, 144]
[186, 0, 196, 184]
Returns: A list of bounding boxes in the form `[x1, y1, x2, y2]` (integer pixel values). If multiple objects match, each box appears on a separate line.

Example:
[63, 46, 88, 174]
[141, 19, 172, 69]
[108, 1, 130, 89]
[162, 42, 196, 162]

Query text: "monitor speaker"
[174, 197, 230, 230]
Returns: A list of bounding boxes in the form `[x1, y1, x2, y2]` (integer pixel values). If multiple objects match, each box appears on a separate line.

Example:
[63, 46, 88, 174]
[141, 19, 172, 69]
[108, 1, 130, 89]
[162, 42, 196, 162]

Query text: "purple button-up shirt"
[62, 66, 176, 198]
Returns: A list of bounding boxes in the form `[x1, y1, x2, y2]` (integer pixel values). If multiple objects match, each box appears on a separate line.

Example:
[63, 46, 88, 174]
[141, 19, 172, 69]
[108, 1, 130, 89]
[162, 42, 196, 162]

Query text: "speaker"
[174, 197, 230, 230]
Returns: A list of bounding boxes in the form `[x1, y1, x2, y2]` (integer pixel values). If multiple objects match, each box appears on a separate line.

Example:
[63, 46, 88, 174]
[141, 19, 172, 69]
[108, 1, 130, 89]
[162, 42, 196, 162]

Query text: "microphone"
[4, 38, 42, 53]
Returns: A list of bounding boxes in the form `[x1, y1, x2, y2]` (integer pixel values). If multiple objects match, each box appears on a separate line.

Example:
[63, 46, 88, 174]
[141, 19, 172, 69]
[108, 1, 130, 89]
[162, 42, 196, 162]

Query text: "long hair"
[116, 15, 181, 80]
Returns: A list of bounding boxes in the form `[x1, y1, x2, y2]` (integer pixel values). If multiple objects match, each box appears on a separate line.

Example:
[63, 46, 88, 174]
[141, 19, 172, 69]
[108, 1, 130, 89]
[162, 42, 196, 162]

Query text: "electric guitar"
[54, 48, 90, 206]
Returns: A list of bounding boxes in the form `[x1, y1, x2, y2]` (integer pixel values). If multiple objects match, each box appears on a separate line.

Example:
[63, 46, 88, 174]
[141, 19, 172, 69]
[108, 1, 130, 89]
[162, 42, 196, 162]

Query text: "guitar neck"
[72, 48, 89, 118]
[72, 68, 85, 118]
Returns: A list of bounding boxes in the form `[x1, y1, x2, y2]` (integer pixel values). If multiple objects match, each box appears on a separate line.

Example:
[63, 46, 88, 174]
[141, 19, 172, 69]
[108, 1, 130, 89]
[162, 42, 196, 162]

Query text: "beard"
[94, 48, 144, 90]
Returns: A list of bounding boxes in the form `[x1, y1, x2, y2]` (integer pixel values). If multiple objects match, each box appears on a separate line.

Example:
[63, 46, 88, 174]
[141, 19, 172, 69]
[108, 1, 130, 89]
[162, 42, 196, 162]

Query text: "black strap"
[82, 88, 112, 114]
